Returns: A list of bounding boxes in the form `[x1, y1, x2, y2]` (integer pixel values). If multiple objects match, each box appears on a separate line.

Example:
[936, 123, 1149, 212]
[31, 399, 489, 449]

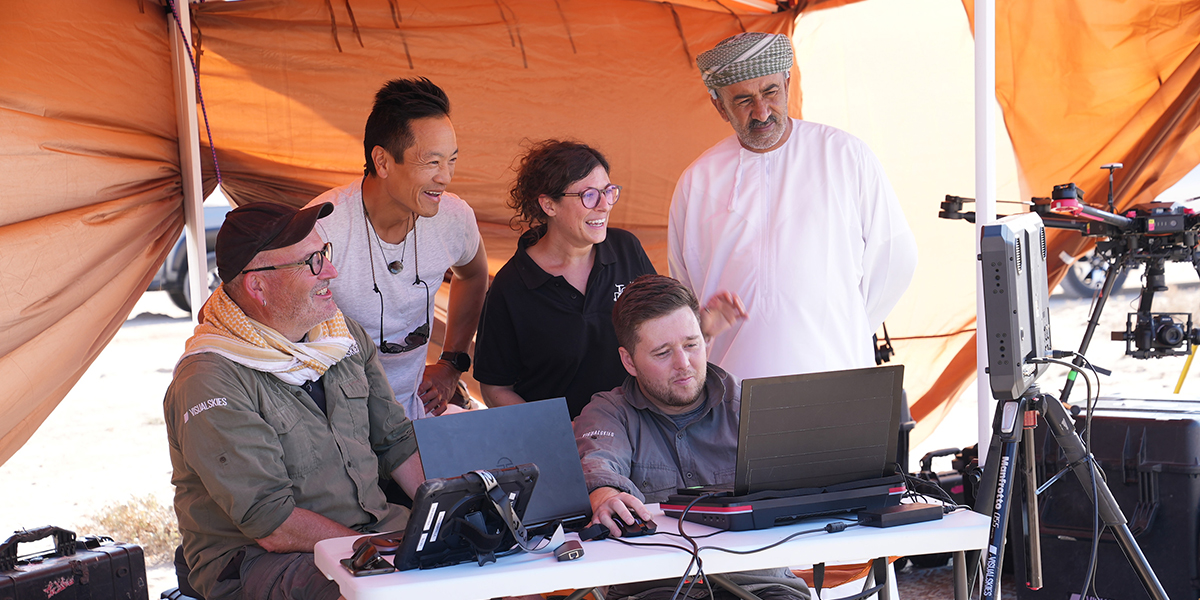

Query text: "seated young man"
[164, 202, 424, 600]
[573, 274, 810, 600]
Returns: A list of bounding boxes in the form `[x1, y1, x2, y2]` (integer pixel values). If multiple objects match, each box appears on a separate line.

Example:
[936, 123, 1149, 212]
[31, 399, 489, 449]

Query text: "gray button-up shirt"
[574, 364, 740, 504]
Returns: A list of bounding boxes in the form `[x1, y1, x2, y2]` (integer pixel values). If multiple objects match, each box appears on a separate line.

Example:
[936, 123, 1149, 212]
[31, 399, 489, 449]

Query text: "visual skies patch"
[184, 397, 229, 423]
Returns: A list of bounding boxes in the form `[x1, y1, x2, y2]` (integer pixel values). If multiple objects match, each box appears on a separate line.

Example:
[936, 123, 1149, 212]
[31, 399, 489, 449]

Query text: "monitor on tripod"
[980, 212, 1053, 400]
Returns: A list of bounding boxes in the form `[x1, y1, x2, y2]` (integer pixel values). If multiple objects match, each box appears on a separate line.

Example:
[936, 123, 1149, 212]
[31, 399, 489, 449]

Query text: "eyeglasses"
[559, 184, 622, 209]
[378, 278, 431, 354]
[365, 211, 431, 355]
[380, 320, 429, 353]
[242, 242, 333, 277]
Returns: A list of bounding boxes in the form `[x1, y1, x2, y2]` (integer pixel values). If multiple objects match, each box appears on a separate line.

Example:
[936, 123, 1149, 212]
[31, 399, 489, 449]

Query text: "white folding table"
[314, 505, 990, 600]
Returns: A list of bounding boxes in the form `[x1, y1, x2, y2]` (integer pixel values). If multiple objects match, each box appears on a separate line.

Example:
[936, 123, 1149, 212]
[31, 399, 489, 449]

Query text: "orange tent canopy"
[2, 0, 1199, 467]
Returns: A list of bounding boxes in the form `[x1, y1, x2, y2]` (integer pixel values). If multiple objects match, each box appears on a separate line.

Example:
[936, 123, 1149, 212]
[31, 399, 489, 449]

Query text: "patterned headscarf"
[697, 32, 794, 93]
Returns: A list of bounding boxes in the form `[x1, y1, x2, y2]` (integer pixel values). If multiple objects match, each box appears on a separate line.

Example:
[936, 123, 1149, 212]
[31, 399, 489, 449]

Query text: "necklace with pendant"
[362, 181, 412, 275]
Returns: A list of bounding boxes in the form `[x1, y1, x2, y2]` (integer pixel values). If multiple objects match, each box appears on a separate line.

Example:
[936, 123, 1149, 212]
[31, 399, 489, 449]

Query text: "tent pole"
[169, 0, 208, 323]
[974, 0, 997, 465]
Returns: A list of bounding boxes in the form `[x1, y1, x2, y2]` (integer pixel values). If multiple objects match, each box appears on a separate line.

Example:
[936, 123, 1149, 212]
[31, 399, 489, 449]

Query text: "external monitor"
[980, 212, 1053, 400]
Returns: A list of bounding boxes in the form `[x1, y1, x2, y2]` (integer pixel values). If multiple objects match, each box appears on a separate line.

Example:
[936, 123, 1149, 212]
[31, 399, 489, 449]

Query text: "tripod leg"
[1022, 424, 1042, 590]
[966, 406, 1009, 592]
[1041, 398, 1170, 600]
[970, 397, 1027, 600]
[980, 436, 1020, 600]
[1009, 422, 1042, 593]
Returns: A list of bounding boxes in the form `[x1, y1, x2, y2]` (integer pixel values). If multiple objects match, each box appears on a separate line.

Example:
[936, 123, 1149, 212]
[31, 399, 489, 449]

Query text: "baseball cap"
[216, 201, 334, 284]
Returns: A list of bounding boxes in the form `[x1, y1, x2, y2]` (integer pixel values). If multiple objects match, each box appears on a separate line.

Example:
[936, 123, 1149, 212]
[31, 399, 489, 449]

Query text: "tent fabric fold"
[0, 0, 184, 467]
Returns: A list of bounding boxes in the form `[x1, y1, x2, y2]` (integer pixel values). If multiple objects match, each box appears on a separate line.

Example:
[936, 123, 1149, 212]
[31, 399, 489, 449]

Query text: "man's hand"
[418, 362, 460, 416]
[588, 487, 653, 538]
[425, 238, 488, 414]
[700, 291, 748, 344]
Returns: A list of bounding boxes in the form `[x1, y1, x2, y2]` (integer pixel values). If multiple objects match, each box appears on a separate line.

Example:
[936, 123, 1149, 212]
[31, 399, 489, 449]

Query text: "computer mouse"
[578, 523, 610, 541]
[613, 514, 658, 537]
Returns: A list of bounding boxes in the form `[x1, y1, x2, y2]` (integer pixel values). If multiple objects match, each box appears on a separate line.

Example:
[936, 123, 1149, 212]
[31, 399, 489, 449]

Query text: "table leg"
[953, 551, 967, 600]
[872, 558, 890, 600]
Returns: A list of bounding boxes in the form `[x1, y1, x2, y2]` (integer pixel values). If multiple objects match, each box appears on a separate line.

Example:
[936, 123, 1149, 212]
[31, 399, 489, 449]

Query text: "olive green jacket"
[164, 318, 415, 600]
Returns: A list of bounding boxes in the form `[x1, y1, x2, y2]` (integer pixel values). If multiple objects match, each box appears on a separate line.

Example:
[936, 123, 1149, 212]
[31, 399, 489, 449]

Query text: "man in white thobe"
[669, 32, 918, 379]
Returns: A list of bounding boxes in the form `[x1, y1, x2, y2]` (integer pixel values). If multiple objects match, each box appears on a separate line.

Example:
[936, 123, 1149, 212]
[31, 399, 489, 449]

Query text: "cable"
[1030, 352, 1106, 600]
[1030, 356, 1096, 405]
[165, 0, 223, 186]
[1083, 358, 1103, 600]
[608, 537, 695, 553]
[655, 529, 725, 540]
[671, 494, 710, 600]
[896, 460, 975, 516]
[625, 491, 864, 599]
[898, 468, 959, 508]
[697, 522, 856, 557]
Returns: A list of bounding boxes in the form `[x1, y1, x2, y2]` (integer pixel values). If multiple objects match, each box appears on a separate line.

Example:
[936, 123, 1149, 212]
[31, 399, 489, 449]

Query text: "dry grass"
[89, 495, 180, 566]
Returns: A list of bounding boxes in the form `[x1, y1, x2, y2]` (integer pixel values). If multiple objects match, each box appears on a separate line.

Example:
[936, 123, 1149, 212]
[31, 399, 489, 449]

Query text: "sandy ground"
[2, 263, 1197, 598]
[0, 292, 190, 593]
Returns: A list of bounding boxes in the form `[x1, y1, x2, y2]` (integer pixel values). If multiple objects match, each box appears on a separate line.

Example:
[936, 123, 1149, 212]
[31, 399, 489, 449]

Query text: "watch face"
[443, 352, 470, 372]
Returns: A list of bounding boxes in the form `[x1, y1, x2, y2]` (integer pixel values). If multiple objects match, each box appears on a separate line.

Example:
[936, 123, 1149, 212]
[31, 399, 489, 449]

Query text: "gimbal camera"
[947, 166, 1190, 600]
[939, 164, 1200, 360]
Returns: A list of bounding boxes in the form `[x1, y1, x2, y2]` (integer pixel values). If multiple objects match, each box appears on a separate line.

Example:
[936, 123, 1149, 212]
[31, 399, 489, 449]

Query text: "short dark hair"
[363, 78, 451, 176]
[509, 140, 610, 240]
[612, 275, 701, 352]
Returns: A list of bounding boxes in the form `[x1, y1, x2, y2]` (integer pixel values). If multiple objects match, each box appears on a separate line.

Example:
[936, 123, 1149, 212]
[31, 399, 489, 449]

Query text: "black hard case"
[1018, 397, 1200, 600]
[0, 527, 149, 600]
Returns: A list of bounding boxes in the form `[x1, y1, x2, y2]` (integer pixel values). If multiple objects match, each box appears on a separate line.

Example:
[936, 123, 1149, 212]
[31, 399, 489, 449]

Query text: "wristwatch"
[439, 351, 471, 373]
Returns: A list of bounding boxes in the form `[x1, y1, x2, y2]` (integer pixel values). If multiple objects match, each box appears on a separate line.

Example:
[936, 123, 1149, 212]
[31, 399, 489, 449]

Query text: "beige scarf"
[178, 286, 355, 385]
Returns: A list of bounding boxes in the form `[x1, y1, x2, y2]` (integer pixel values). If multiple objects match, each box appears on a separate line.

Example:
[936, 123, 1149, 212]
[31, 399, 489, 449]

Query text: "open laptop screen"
[413, 398, 591, 528]
[735, 365, 903, 496]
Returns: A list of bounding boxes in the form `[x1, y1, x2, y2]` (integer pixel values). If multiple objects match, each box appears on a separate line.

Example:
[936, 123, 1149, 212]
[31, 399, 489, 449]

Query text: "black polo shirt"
[473, 228, 656, 418]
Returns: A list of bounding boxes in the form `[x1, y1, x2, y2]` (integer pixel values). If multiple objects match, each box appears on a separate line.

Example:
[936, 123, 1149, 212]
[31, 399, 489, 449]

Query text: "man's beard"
[738, 115, 785, 150]
[640, 370, 705, 408]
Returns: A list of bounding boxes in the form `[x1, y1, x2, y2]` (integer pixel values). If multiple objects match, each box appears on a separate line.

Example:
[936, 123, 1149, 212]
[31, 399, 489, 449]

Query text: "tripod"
[969, 384, 1169, 600]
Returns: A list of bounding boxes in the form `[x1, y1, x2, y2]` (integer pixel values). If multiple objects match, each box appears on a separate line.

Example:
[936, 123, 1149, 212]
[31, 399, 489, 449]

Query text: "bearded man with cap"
[668, 32, 918, 379]
[164, 202, 424, 600]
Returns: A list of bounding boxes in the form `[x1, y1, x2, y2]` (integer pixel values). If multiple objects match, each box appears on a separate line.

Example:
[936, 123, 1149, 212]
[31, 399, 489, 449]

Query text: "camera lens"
[1158, 324, 1185, 346]
[1154, 316, 1185, 347]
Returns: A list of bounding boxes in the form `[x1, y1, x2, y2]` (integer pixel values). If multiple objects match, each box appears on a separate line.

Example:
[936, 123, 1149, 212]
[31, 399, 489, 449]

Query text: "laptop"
[413, 398, 592, 530]
[662, 365, 906, 530]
